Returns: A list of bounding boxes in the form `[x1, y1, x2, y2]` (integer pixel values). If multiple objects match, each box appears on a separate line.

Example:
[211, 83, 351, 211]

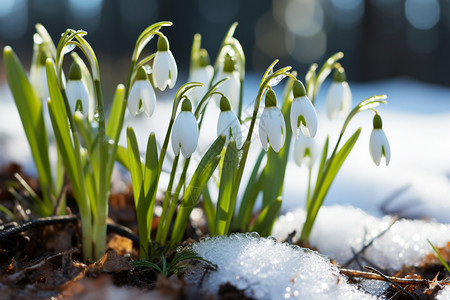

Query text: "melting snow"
[185, 233, 376, 300]
[272, 205, 450, 271]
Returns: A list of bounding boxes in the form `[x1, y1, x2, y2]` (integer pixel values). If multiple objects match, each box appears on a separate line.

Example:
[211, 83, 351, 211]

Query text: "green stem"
[60, 89, 92, 259]
[155, 154, 179, 243]
[93, 79, 108, 261]
[159, 157, 190, 246]
[306, 166, 312, 211]
[238, 78, 244, 121]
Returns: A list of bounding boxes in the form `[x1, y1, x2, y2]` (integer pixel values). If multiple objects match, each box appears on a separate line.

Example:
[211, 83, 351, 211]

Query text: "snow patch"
[272, 205, 450, 271]
[185, 233, 376, 300]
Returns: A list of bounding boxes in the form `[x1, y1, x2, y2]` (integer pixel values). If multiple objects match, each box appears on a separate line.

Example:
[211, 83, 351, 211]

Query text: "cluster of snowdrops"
[3, 21, 390, 261]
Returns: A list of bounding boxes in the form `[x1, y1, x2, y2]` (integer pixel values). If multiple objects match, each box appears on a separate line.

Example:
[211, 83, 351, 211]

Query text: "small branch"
[340, 267, 430, 287]
[364, 266, 418, 299]
[343, 219, 397, 267]
[0, 215, 140, 247]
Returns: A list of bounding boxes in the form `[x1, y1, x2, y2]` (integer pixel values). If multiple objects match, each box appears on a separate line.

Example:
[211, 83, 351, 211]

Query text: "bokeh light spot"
[284, 0, 324, 37]
[405, 0, 440, 30]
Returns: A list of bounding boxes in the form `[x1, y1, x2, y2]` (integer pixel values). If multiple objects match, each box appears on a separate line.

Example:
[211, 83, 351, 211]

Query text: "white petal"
[139, 81, 157, 117]
[188, 66, 214, 104]
[217, 111, 243, 148]
[290, 96, 318, 138]
[369, 129, 390, 166]
[326, 82, 352, 120]
[167, 50, 178, 89]
[66, 80, 90, 116]
[172, 111, 198, 158]
[259, 118, 269, 151]
[260, 107, 286, 152]
[293, 133, 317, 168]
[153, 51, 170, 91]
[214, 71, 240, 111]
[127, 82, 141, 116]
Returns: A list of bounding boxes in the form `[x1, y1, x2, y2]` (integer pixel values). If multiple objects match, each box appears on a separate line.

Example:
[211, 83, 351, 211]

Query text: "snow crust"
[437, 286, 450, 300]
[185, 233, 376, 300]
[272, 205, 450, 271]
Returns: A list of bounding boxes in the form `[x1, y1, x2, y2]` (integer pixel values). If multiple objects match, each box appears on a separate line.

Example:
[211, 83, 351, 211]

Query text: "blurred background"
[0, 0, 449, 90]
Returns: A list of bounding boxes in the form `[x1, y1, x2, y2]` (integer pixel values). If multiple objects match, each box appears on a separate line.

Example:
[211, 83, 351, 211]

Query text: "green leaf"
[115, 145, 130, 170]
[126, 127, 148, 258]
[250, 196, 282, 237]
[202, 187, 216, 235]
[46, 60, 81, 203]
[171, 135, 226, 244]
[234, 149, 265, 231]
[428, 239, 450, 274]
[3, 46, 54, 214]
[214, 140, 238, 236]
[131, 260, 163, 273]
[106, 84, 126, 138]
[143, 133, 159, 240]
[301, 128, 361, 242]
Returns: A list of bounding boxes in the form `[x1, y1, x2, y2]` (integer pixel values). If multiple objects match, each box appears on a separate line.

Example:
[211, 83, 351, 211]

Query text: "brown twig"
[0, 215, 140, 247]
[340, 267, 430, 287]
[364, 266, 418, 299]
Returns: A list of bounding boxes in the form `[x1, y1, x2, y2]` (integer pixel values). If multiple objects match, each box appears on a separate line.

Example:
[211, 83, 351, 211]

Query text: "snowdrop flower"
[188, 49, 214, 105]
[259, 89, 286, 152]
[369, 114, 391, 166]
[290, 80, 318, 138]
[293, 132, 317, 169]
[128, 66, 156, 117]
[217, 96, 243, 148]
[66, 61, 90, 118]
[325, 68, 352, 120]
[153, 35, 178, 91]
[31, 52, 50, 101]
[171, 98, 198, 158]
[213, 53, 240, 111]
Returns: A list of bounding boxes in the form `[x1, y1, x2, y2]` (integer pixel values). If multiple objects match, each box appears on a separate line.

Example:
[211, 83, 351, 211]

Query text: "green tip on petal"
[136, 66, 148, 81]
[223, 53, 236, 73]
[373, 114, 383, 129]
[265, 89, 277, 107]
[292, 80, 306, 98]
[38, 50, 49, 66]
[220, 96, 232, 111]
[198, 48, 210, 67]
[181, 98, 192, 112]
[69, 61, 82, 80]
[333, 67, 347, 82]
[157, 35, 169, 51]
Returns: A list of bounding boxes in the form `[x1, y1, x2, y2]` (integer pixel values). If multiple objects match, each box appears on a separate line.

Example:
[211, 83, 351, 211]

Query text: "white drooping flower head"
[369, 114, 391, 166]
[293, 132, 317, 169]
[290, 80, 318, 138]
[127, 66, 157, 117]
[213, 53, 240, 111]
[188, 48, 214, 105]
[30, 50, 51, 102]
[325, 68, 352, 120]
[217, 96, 243, 148]
[153, 35, 178, 91]
[171, 98, 199, 158]
[259, 89, 286, 152]
[66, 61, 91, 119]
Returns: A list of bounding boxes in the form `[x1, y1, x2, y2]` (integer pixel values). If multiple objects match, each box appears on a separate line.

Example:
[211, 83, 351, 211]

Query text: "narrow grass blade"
[171, 135, 226, 244]
[143, 132, 158, 239]
[250, 196, 282, 236]
[214, 141, 238, 236]
[3, 46, 54, 213]
[428, 239, 450, 274]
[234, 149, 265, 231]
[106, 84, 125, 138]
